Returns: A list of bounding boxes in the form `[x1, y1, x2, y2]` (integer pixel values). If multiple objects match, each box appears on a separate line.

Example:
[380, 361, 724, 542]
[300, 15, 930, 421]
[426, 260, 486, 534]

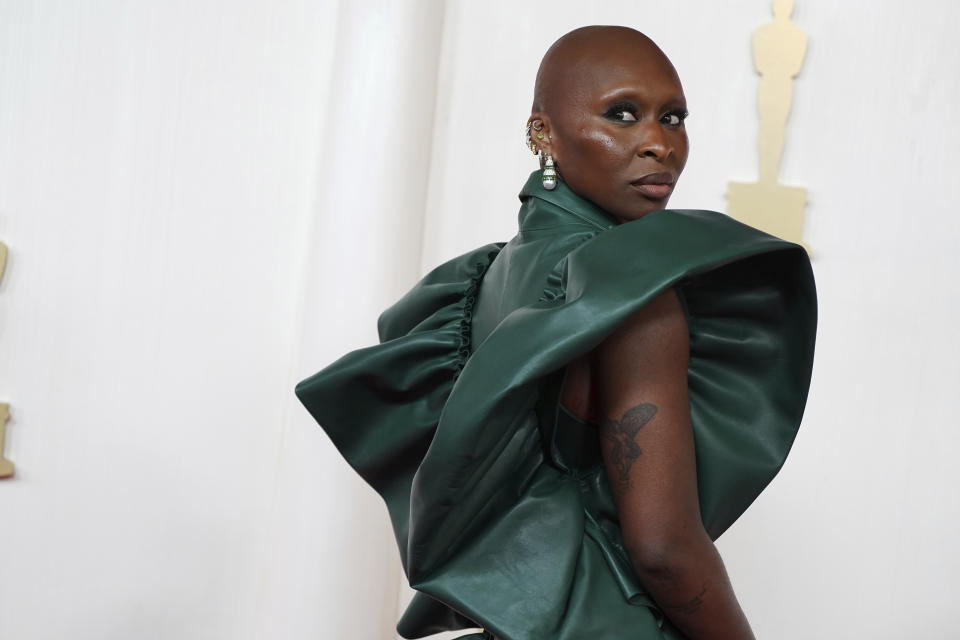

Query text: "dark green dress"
[295, 171, 817, 640]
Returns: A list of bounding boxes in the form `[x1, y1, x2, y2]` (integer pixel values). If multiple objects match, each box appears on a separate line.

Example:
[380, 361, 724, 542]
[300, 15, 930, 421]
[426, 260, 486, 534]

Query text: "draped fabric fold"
[295, 172, 816, 640]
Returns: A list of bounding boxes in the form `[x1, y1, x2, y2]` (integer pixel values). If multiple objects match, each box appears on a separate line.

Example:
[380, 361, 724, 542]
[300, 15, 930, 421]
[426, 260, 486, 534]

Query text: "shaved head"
[532, 26, 678, 114]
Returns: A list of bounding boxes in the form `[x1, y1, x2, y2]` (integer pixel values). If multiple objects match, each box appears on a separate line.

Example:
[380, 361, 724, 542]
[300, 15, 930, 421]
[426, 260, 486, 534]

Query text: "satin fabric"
[295, 171, 817, 639]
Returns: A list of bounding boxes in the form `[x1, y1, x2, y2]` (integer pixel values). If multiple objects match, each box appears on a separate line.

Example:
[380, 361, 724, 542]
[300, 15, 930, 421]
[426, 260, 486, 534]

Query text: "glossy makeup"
[531, 29, 689, 223]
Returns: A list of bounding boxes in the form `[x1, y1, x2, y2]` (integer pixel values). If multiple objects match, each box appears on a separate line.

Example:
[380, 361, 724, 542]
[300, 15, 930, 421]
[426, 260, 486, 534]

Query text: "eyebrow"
[596, 87, 687, 107]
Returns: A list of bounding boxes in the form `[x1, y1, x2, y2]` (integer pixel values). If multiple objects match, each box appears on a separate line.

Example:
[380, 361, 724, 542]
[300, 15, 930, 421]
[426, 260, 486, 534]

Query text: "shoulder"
[564, 288, 689, 424]
[591, 288, 690, 407]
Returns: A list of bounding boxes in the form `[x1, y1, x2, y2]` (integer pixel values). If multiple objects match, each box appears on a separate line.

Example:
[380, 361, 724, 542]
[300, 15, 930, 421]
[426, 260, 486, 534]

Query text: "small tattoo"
[670, 585, 707, 615]
[599, 402, 657, 491]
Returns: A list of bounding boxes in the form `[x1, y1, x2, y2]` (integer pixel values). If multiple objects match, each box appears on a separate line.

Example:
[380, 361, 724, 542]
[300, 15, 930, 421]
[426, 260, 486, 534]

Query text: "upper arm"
[592, 287, 704, 555]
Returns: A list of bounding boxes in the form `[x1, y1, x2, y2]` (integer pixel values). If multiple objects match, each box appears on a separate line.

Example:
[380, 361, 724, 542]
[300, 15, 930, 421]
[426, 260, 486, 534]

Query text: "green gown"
[295, 171, 817, 640]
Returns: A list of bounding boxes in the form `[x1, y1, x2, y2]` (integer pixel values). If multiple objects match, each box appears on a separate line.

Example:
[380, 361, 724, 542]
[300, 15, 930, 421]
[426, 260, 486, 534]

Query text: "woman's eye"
[604, 103, 639, 122]
[661, 110, 689, 127]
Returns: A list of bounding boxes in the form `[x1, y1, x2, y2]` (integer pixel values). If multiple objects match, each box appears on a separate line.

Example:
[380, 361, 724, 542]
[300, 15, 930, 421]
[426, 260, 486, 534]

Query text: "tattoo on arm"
[599, 402, 658, 492]
[669, 585, 707, 615]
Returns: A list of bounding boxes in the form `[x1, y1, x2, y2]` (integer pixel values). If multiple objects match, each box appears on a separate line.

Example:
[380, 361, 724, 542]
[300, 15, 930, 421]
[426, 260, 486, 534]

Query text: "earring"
[524, 123, 538, 155]
[542, 154, 558, 190]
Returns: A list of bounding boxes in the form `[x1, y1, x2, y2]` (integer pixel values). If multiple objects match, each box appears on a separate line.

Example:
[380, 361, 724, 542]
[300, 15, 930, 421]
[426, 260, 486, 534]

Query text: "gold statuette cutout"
[0, 241, 11, 478]
[727, 0, 810, 253]
[0, 403, 12, 478]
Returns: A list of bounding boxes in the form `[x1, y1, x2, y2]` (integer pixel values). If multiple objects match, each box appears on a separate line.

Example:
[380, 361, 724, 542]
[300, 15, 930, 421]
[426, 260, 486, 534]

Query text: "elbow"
[626, 527, 713, 581]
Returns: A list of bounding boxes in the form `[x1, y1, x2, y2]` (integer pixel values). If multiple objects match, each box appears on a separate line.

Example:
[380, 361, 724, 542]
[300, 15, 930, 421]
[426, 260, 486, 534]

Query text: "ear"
[526, 113, 556, 160]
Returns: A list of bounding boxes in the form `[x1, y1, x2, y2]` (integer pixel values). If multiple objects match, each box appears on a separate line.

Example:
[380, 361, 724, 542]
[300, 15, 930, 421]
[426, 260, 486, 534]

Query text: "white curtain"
[0, 1, 442, 638]
[2, 2, 960, 639]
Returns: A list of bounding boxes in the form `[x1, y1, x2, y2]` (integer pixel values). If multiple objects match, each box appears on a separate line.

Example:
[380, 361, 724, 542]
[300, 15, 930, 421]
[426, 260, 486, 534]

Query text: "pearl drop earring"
[542, 154, 558, 190]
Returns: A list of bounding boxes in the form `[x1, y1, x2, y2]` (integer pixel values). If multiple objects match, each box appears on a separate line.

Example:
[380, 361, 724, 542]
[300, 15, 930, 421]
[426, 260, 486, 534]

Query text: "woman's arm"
[591, 288, 754, 640]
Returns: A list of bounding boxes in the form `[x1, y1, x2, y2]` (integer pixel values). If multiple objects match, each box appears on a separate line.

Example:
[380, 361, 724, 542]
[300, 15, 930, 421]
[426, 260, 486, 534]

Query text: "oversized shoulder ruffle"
[295, 210, 816, 640]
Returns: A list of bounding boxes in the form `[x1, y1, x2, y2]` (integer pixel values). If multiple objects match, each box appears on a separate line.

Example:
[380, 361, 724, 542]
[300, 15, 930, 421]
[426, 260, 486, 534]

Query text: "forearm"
[629, 534, 754, 640]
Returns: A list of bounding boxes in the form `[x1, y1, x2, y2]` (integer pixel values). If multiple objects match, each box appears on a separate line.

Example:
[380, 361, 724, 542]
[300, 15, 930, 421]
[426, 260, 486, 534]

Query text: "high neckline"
[517, 170, 620, 231]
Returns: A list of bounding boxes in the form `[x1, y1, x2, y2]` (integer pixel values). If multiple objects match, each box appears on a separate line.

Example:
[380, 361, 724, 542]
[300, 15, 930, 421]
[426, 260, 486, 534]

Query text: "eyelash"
[603, 101, 639, 121]
[661, 109, 690, 127]
[603, 101, 689, 127]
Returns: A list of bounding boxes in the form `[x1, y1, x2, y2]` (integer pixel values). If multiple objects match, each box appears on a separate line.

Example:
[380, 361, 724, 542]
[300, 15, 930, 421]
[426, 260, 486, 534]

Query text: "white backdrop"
[1, 1, 959, 639]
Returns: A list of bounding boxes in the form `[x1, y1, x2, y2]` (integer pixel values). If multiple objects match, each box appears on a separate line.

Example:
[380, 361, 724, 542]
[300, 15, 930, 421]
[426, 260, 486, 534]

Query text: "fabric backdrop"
[0, 1, 957, 639]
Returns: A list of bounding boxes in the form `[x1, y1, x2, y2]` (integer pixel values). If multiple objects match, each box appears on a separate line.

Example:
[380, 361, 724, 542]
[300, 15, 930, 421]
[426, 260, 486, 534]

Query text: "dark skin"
[533, 27, 755, 639]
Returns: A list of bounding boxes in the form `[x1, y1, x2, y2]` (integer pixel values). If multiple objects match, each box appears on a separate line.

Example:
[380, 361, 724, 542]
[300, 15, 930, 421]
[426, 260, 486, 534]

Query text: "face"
[534, 48, 689, 223]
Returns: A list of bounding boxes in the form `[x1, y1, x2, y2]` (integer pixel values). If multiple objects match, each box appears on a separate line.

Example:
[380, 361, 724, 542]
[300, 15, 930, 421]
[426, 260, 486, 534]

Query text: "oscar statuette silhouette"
[0, 240, 13, 479]
[727, 0, 810, 252]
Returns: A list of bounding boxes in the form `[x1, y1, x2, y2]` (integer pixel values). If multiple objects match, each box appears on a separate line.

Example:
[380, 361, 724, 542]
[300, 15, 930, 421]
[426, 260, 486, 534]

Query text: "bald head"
[532, 26, 676, 114]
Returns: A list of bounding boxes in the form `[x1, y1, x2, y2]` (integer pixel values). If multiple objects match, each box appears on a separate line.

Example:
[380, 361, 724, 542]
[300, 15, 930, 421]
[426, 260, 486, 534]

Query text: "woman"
[297, 26, 816, 640]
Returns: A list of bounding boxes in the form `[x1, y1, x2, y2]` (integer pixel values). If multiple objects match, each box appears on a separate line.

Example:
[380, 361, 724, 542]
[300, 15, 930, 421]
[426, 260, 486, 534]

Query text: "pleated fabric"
[295, 171, 817, 640]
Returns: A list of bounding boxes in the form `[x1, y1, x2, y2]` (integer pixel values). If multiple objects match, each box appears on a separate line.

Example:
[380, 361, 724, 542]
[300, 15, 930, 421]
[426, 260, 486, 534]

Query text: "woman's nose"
[636, 123, 670, 160]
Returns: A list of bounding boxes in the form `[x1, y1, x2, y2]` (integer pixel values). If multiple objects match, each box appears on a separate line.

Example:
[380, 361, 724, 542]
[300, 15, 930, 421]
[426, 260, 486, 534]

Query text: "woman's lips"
[630, 172, 674, 200]
[631, 183, 672, 199]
